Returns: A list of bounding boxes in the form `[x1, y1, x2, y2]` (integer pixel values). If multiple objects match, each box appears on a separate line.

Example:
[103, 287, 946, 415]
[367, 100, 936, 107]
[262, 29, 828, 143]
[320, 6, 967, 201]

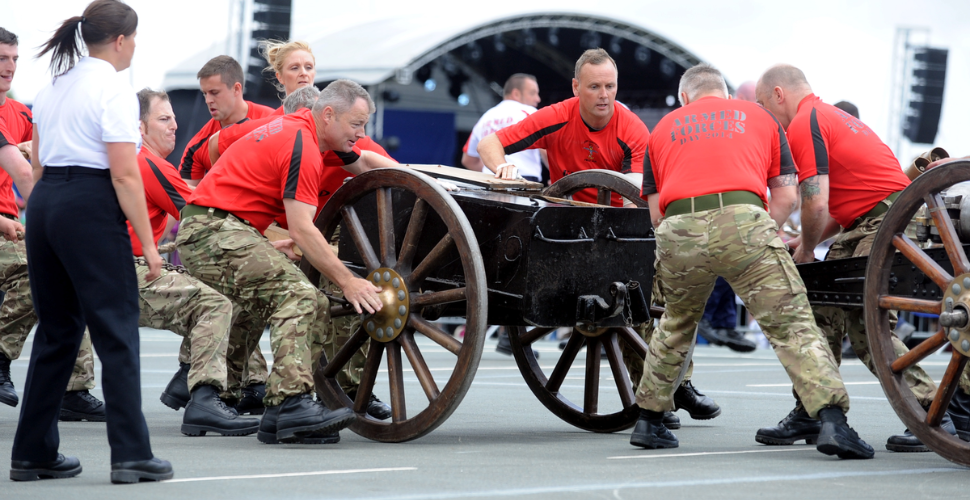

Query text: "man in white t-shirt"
[461, 74, 545, 182]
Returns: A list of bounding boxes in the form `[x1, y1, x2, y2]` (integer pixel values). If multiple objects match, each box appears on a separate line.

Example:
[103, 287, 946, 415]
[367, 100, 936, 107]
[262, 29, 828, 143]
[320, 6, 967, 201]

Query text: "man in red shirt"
[478, 48, 647, 205]
[632, 63, 873, 459]
[176, 79, 391, 443]
[0, 27, 101, 420]
[756, 64, 967, 451]
[179, 55, 275, 186]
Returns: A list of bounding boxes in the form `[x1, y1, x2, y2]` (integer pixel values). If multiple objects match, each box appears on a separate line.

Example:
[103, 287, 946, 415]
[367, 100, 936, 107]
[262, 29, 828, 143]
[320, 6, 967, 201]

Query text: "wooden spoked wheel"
[866, 160, 970, 466]
[301, 169, 487, 442]
[512, 171, 653, 432]
[542, 170, 648, 208]
[508, 325, 650, 432]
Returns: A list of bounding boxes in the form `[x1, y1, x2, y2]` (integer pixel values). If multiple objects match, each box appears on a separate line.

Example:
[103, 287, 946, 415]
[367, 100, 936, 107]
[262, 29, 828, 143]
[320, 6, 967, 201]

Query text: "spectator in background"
[461, 73, 545, 182]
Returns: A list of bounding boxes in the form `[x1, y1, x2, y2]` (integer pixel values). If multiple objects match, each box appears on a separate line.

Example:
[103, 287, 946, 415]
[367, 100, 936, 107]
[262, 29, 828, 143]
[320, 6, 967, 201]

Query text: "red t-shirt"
[179, 100, 275, 180]
[642, 96, 795, 215]
[787, 94, 910, 228]
[189, 109, 334, 233]
[128, 149, 192, 256]
[0, 98, 32, 218]
[495, 97, 648, 204]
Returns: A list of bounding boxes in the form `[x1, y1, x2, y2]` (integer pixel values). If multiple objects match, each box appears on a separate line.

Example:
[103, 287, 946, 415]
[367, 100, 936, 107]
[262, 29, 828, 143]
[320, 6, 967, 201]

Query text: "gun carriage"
[300, 160, 970, 469]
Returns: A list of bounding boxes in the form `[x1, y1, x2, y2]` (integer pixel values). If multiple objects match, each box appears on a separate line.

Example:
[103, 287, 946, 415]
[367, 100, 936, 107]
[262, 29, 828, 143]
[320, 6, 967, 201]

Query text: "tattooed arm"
[767, 174, 798, 227]
[793, 174, 835, 263]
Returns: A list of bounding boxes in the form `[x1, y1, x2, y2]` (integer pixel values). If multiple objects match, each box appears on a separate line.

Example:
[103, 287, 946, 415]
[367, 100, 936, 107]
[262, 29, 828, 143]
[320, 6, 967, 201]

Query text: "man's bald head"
[757, 64, 811, 98]
[735, 81, 756, 102]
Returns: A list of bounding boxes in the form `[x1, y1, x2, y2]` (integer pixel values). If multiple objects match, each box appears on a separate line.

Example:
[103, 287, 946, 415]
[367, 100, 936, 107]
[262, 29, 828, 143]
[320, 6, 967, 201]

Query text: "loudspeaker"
[244, 0, 293, 101]
[903, 47, 947, 144]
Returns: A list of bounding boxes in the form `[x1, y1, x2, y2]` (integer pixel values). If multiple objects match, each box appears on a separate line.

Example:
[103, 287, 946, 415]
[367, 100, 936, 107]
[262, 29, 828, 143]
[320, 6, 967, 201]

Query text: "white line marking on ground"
[607, 447, 816, 460]
[350, 468, 962, 500]
[748, 381, 881, 387]
[163, 467, 416, 483]
[704, 390, 887, 401]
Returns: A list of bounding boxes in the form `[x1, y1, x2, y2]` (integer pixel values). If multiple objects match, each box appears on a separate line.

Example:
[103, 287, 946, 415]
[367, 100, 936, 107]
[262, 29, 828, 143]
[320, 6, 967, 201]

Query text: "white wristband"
[496, 163, 514, 170]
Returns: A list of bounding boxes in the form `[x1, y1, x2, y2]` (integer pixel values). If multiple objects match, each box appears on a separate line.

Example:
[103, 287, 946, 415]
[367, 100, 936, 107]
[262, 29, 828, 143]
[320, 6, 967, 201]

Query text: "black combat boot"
[180, 385, 260, 436]
[10, 454, 82, 481]
[948, 388, 970, 441]
[159, 363, 190, 410]
[815, 406, 874, 459]
[662, 411, 681, 430]
[110, 457, 173, 484]
[235, 383, 266, 415]
[886, 408, 956, 452]
[755, 406, 821, 445]
[347, 390, 392, 421]
[0, 353, 17, 407]
[59, 390, 106, 422]
[673, 380, 721, 419]
[257, 405, 340, 444]
[275, 393, 356, 443]
[630, 409, 679, 449]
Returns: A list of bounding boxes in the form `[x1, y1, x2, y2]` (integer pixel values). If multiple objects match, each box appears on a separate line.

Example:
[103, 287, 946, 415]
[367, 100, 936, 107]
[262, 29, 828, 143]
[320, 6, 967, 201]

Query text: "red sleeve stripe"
[283, 130, 303, 199]
[503, 122, 567, 155]
[809, 108, 829, 175]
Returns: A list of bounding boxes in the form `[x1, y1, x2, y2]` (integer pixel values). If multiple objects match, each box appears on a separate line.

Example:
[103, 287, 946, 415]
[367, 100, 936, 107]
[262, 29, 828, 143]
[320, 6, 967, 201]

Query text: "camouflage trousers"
[177, 323, 268, 398]
[810, 213, 969, 405]
[622, 269, 693, 387]
[176, 213, 331, 407]
[0, 238, 91, 390]
[636, 204, 849, 418]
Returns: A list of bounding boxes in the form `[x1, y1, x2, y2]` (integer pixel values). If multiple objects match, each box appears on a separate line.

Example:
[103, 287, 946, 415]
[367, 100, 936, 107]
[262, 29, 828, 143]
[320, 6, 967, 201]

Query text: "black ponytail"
[36, 0, 137, 76]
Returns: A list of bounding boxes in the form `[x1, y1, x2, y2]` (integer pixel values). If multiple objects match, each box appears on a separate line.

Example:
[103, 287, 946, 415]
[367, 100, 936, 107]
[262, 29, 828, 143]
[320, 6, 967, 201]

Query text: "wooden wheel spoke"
[603, 331, 635, 407]
[340, 206, 380, 271]
[546, 332, 584, 394]
[376, 187, 397, 267]
[892, 329, 947, 374]
[407, 233, 455, 287]
[386, 342, 407, 422]
[518, 326, 555, 346]
[893, 234, 954, 289]
[926, 193, 970, 275]
[597, 188, 611, 206]
[396, 198, 429, 273]
[322, 327, 369, 378]
[399, 331, 440, 403]
[584, 337, 601, 414]
[927, 349, 970, 426]
[411, 287, 466, 308]
[353, 342, 385, 414]
[409, 315, 462, 355]
[616, 326, 648, 359]
[877, 295, 942, 314]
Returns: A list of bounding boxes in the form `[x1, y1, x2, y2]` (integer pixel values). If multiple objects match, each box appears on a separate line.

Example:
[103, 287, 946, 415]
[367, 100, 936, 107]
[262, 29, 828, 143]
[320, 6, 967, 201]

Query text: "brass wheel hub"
[941, 272, 970, 356]
[363, 267, 410, 343]
[575, 324, 609, 337]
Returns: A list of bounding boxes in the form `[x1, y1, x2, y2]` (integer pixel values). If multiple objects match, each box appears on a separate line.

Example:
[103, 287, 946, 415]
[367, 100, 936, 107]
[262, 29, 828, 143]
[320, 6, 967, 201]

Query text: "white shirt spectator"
[32, 56, 140, 169]
[465, 100, 543, 180]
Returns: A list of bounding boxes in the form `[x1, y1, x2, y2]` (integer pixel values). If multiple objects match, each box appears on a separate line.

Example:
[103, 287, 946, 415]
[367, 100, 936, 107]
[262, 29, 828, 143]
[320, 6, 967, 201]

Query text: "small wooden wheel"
[543, 170, 648, 208]
[515, 171, 652, 432]
[866, 160, 970, 466]
[301, 168, 487, 442]
[508, 325, 649, 432]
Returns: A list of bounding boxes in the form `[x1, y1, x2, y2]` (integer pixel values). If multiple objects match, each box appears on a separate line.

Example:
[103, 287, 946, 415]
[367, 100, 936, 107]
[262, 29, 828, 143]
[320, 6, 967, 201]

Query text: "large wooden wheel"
[301, 169, 487, 442]
[510, 170, 652, 432]
[866, 160, 970, 466]
[543, 169, 647, 207]
[509, 325, 650, 432]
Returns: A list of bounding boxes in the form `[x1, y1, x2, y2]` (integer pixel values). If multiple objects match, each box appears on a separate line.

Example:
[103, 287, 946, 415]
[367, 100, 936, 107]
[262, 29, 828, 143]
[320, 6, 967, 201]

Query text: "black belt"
[180, 204, 250, 226]
[846, 191, 901, 231]
[0, 213, 17, 222]
[42, 166, 111, 178]
[664, 191, 763, 217]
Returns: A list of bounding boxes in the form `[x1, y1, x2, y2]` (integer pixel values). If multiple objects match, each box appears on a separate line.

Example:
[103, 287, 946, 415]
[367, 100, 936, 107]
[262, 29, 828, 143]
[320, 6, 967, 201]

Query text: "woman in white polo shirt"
[9, 0, 172, 485]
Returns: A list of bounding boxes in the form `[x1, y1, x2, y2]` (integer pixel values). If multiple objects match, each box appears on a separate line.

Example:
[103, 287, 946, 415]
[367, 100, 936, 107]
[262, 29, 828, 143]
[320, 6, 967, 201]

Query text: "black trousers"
[11, 166, 152, 464]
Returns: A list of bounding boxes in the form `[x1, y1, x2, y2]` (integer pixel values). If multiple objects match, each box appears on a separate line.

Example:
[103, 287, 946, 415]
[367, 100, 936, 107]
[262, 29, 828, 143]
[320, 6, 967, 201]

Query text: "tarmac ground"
[1, 327, 967, 499]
